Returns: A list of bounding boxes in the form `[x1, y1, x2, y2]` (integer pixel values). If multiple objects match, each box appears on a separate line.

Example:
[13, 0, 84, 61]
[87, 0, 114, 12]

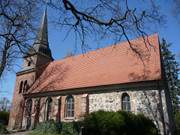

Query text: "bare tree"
[1, 0, 178, 78]
[1, 0, 179, 78]
[172, 0, 180, 23]
[0, 0, 39, 78]
[0, 97, 10, 111]
[64, 50, 74, 58]
[45, 0, 164, 52]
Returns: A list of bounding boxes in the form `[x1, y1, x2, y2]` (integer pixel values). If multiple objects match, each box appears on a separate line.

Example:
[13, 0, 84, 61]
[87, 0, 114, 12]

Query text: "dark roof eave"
[17, 68, 36, 76]
[24, 79, 164, 98]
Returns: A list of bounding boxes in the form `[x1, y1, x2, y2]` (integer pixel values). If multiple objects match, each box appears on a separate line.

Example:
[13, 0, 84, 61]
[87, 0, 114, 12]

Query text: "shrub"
[0, 123, 8, 134]
[37, 120, 58, 133]
[28, 120, 80, 135]
[0, 111, 9, 125]
[175, 111, 180, 135]
[60, 122, 80, 135]
[82, 110, 160, 135]
[28, 120, 60, 135]
[29, 111, 159, 135]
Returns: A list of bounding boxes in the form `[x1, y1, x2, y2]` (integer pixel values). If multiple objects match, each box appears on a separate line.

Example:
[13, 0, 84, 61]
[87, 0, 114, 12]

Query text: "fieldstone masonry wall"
[89, 89, 169, 135]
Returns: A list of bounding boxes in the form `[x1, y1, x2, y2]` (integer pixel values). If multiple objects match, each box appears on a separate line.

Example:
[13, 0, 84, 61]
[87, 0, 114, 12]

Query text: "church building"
[8, 9, 174, 135]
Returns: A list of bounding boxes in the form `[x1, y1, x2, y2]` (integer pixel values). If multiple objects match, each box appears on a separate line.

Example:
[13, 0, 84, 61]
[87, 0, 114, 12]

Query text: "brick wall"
[8, 72, 35, 130]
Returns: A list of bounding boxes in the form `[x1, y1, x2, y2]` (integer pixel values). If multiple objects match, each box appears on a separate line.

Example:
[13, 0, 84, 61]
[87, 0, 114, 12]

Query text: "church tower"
[8, 9, 53, 130]
[23, 8, 53, 78]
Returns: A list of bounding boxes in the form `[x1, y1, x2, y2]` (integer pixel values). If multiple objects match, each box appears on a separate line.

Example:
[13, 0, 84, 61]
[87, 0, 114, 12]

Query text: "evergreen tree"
[160, 39, 180, 113]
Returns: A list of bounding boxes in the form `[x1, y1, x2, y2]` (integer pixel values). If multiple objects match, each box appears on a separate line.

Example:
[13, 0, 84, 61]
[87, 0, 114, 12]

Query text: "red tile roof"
[29, 34, 162, 93]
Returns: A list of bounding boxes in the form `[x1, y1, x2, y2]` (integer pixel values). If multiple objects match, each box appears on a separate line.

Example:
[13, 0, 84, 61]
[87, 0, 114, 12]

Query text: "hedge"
[29, 111, 160, 135]
[175, 111, 180, 135]
[0, 111, 9, 125]
[0, 123, 8, 134]
[82, 110, 160, 135]
[28, 120, 80, 135]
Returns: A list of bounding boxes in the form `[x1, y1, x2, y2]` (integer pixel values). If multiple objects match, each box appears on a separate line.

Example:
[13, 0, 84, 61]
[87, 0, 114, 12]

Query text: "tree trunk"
[0, 42, 9, 78]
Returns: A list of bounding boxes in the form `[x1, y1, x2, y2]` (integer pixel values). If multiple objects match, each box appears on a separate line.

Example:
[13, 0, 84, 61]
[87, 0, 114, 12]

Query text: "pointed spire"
[36, 7, 48, 45]
[28, 7, 53, 60]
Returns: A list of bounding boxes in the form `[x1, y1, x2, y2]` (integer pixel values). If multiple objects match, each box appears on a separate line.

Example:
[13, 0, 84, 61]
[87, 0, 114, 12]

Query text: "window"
[19, 81, 23, 93]
[28, 61, 31, 66]
[23, 80, 28, 93]
[122, 93, 131, 112]
[65, 95, 74, 118]
[44, 97, 52, 121]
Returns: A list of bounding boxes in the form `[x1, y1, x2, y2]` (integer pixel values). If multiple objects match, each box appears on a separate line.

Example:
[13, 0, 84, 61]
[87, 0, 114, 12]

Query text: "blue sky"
[0, 0, 180, 101]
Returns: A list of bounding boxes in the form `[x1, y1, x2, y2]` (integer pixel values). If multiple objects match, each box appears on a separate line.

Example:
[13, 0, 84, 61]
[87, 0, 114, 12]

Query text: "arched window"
[122, 93, 131, 112]
[23, 80, 28, 93]
[19, 81, 23, 93]
[65, 95, 74, 118]
[44, 97, 52, 121]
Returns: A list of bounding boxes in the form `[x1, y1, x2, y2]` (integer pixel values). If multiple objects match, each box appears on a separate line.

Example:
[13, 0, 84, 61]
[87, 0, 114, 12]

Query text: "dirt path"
[6, 131, 30, 135]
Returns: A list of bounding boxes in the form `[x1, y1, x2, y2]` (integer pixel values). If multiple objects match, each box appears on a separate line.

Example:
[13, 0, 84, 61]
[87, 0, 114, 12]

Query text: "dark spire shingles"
[28, 8, 53, 60]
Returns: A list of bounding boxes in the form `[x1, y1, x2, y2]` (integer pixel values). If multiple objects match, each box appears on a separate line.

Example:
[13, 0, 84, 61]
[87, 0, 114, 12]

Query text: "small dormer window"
[28, 61, 31, 66]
